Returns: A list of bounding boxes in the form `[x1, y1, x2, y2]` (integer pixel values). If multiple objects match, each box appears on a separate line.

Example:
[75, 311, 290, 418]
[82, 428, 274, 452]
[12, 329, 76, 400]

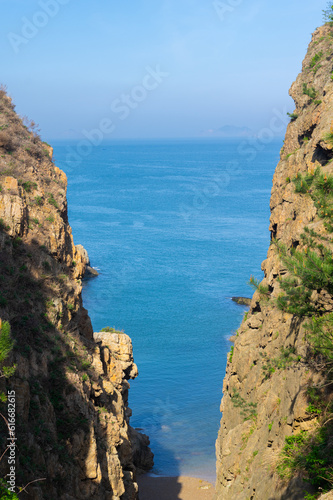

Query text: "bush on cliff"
[274, 164, 333, 496]
[277, 427, 333, 492]
[276, 167, 333, 316]
[0, 320, 16, 402]
[323, 2, 333, 23]
[0, 480, 18, 499]
[0, 322, 17, 499]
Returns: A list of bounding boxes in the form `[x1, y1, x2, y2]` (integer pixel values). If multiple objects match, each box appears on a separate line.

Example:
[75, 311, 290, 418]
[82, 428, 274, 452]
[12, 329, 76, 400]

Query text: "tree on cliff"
[274, 166, 333, 494]
[323, 2, 333, 22]
[0, 320, 18, 500]
[0, 320, 16, 402]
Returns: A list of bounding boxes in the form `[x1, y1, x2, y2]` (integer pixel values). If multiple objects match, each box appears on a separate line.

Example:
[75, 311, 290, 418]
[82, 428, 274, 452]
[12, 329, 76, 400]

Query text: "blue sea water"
[52, 138, 282, 482]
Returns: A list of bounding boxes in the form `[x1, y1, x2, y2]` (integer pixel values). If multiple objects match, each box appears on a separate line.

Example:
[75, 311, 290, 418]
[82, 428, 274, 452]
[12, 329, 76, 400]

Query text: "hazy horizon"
[1, 1, 325, 142]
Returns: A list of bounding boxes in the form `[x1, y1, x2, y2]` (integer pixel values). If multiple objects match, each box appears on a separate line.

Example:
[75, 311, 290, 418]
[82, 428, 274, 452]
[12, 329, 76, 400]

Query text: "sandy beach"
[137, 475, 215, 500]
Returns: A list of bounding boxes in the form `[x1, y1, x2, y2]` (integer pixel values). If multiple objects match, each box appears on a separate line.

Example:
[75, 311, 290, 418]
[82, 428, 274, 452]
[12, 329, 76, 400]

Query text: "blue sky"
[0, 0, 327, 140]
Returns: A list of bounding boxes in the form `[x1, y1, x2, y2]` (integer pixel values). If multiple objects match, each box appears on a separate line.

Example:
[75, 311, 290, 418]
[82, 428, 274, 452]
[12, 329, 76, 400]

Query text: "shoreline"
[137, 475, 215, 500]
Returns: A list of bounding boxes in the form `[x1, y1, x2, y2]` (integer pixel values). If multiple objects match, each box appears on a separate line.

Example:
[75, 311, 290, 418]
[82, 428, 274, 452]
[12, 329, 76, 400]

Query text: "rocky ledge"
[0, 88, 153, 499]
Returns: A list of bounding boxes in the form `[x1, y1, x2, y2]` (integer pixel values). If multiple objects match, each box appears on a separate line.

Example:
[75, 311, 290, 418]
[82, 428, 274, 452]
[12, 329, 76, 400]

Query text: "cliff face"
[0, 89, 153, 499]
[215, 25, 333, 499]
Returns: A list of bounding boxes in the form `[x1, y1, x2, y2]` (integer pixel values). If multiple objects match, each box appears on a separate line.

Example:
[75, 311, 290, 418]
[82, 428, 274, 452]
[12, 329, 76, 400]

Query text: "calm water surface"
[53, 138, 281, 482]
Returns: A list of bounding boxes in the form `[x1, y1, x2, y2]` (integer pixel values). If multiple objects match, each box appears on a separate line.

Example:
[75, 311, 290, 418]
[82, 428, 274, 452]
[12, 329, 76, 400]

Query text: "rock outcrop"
[76, 244, 99, 277]
[0, 88, 153, 499]
[215, 25, 333, 499]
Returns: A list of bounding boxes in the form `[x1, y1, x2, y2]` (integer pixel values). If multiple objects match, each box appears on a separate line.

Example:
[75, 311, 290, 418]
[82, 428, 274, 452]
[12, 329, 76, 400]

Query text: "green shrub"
[229, 345, 234, 363]
[231, 389, 257, 421]
[287, 112, 298, 122]
[276, 167, 333, 310]
[57, 274, 67, 281]
[305, 314, 333, 364]
[323, 2, 333, 23]
[0, 480, 19, 499]
[12, 237, 22, 249]
[310, 52, 323, 68]
[323, 131, 333, 147]
[47, 193, 58, 208]
[262, 346, 300, 379]
[276, 230, 333, 316]
[277, 428, 332, 492]
[248, 276, 270, 301]
[304, 494, 318, 500]
[292, 167, 333, 231]
[274, 163, 333, 496]
[286, 149, 299, 159]
[0, 320, 14, 363]
[306, 403, 321, 415]
[20, 180, 37, 193]
[81, 360, 91, 370]
[42, 261, 51, 271]
[0, 320, 16, 402]
[303, 83, 317, 100]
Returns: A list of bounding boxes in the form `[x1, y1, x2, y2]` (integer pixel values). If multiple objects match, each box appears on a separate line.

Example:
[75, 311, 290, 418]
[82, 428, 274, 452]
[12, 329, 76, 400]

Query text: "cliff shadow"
[285, 315, 303, 342]
[0, 227, 149, 499]
[137, 475, 183, 500]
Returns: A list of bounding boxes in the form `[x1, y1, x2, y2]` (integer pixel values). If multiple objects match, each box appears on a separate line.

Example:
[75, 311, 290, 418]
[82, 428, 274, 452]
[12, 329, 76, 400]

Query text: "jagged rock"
[0, 90, 153, 499]
[231, 297, 251, 306]
[76, 243, 99, 277]
[129, 427, 154, 474]
[43, 144, 53, 159]
[319, 492, 333, 499]
[86, 265, 99, 276]
[76, 243, 90, 266]
[215, 24, 333, 500]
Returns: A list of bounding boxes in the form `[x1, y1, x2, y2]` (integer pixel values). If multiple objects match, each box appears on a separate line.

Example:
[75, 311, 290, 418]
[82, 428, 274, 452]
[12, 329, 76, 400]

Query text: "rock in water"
[216, 23, 333, 500]
[231, 297, 251, 306]
[0, 89, 152, 499]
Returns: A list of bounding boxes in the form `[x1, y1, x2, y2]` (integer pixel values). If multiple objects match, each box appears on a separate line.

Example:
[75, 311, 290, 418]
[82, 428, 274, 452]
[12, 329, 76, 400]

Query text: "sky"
[0, 0, 327, 140]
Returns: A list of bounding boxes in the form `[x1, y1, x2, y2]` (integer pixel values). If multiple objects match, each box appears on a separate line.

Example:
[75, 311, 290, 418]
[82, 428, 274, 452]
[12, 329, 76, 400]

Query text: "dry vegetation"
[0, 85, 62, 190]
[0, 86, 95, 497]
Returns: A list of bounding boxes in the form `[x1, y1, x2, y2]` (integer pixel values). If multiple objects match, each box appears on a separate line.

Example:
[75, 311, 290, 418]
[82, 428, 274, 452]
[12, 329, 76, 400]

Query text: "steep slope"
[215, 25, 333, 500]
[0, 88, 153, 499]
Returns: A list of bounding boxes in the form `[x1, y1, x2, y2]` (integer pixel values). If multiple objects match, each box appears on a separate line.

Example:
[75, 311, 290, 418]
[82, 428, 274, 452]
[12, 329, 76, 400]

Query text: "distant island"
[201, 125, 255, 138]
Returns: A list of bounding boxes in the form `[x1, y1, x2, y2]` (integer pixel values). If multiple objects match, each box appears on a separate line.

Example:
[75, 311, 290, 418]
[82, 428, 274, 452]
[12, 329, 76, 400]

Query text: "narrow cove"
[53, 137, 280, 481]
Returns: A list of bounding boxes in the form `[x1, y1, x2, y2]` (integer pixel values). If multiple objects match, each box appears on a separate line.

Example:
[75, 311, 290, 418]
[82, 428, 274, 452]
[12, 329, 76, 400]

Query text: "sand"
[137, 475, 215, 500]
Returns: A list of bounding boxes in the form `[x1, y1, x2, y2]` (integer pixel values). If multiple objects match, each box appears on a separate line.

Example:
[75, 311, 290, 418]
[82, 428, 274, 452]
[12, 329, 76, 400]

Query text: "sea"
[52, 138, 282, 482]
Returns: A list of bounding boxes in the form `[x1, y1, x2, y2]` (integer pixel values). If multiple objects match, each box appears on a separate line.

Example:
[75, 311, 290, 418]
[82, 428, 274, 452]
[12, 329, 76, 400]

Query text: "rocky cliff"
[215, 24, 333, 500]
[0, 88, 153, 499]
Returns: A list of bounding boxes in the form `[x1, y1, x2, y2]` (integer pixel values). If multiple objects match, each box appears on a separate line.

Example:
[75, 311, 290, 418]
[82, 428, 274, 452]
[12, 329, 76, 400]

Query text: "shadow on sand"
[137, 474, 215, 500]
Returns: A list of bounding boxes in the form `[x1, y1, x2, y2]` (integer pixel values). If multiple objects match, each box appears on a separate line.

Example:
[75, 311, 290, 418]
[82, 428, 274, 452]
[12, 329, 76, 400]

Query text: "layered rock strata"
[216, 24, 333, 500]
[0, 89, 153, 499]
